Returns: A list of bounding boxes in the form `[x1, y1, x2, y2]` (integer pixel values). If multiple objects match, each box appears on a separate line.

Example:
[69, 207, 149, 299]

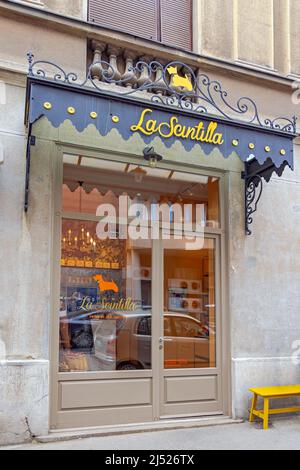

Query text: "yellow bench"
[249, 385, 300, 430]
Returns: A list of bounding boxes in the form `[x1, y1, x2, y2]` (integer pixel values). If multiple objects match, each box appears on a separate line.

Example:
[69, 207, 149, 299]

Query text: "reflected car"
[59, 309, 126, 353]
[93, 312, 212, 370]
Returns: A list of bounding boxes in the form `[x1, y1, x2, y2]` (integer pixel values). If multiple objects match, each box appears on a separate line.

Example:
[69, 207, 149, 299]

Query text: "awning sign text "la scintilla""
[131, 108, 224, 145]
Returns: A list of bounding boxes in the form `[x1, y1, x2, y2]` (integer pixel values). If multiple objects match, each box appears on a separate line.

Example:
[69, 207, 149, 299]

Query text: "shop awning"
[24, 54, 297, 235]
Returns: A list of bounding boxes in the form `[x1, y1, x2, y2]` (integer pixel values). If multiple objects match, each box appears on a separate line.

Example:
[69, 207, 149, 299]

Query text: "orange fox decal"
[94, 275, 119, 294]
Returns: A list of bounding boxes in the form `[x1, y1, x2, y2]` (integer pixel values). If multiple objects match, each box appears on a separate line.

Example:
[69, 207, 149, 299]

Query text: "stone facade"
[0, 0, 299, 445]
[18, 0, 87, 20]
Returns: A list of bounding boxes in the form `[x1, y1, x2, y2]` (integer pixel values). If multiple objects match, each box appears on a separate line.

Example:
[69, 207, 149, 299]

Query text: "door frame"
[49, 143, 231, 429]
[157, 233, 223, 420]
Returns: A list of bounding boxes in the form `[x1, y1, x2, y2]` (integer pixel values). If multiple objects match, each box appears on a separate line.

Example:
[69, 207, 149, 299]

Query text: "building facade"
[0, 0, 299, 445]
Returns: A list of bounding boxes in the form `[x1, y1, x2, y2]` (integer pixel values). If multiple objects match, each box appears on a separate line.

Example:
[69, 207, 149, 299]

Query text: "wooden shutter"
[89, 0, 159, 41]
[160, 0, 193, 50]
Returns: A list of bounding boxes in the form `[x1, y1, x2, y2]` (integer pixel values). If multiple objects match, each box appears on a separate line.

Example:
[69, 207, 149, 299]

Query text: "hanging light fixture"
[130, 166, 147, 183]
[143, 147, 163, 168]
[78, 181, 84, 213]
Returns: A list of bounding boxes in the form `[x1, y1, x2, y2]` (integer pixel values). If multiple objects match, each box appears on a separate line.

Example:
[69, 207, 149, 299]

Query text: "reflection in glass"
[60, 157, 220, 374]
[62, 159, 220, 228]
[59, 220, 152, 372]
[163, 238, 216, 369]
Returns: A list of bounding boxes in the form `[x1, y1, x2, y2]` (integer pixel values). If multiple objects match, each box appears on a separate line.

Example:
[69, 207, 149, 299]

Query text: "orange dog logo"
[94, 275, 119, 294]
[167, 66, 193, 92]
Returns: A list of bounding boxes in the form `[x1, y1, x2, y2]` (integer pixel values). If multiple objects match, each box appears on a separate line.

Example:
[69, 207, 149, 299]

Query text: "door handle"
[159, 337, 173, 350]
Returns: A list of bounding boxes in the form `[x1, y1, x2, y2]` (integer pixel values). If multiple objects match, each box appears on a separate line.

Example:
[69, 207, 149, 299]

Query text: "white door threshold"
[37, 417, 243, 444]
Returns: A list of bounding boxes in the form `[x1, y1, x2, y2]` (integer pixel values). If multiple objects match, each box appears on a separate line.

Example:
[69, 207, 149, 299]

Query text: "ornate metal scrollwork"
[27, 52, 80, 86]
[244, 175, 263, 236]
[27, 53, 297, 133]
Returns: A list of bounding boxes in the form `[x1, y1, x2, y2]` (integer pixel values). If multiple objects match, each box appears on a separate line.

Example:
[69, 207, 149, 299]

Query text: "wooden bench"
[249, 385, 300, 430]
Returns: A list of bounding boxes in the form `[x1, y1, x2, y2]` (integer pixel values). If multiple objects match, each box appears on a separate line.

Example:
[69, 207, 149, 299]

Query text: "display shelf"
[61, 259, 121, 270]
[169, 287, 209, 296]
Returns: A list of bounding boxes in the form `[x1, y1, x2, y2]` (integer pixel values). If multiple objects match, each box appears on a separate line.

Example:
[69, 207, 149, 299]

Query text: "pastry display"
[168, 278, 208, 321]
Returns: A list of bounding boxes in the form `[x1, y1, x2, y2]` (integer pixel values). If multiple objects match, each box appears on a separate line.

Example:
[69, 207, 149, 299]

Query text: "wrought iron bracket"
[24, 123, 35, 213]
[242, 158, 289, 235]
[242, 169, 263, 236]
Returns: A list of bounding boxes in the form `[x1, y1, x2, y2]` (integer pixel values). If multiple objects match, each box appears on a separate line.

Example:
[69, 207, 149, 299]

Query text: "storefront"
[24, 55, 296, 430]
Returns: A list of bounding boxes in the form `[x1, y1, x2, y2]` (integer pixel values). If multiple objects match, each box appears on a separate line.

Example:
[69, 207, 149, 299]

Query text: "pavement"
[2, 417, 300, 450]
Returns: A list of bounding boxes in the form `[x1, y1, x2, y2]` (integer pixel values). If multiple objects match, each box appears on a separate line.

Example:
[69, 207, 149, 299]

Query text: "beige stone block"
[0, 135, 53, 359]
[237, 0, 274, 69]
[0, 361, 49, 445]
[0, 16, 87, 77]
[0, 83, 26, 134]
[44, 0, 87, 20]
[16, 0, 87, 20]
[290, 0, 300, 76]
[273, 0, 290, 75]
[198, 0, 234, 60]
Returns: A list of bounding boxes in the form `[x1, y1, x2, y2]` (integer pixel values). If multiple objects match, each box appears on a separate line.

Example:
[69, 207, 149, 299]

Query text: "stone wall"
[229, 153, 300, 417]
[195, 0, 300, 77]
[0, 15, 87, 76]
[11, 0, 300, 77]
[18, 0, 87, 20]
[0, 80, 53, 444]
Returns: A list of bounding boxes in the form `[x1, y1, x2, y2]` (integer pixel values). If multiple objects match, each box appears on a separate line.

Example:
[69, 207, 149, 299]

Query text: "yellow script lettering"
[131, 109, 224, 146]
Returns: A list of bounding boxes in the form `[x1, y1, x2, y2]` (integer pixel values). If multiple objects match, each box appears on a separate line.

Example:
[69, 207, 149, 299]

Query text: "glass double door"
[154, 236, 222, 418]
[56, 157, 224, 428]
[59, 232, 222, 421]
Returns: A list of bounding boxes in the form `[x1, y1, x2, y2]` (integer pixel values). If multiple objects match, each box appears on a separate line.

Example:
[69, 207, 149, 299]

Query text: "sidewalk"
[2, 417, 300, 450]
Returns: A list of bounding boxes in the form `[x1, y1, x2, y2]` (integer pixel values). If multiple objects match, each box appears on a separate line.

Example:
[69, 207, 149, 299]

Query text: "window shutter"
[88, 0, 159, 41]
[160, 0, 193, 50]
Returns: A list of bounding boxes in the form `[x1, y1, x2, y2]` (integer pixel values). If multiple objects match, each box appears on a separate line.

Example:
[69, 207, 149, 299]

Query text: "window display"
[164, 239, 216, 369]
[59, 219, 152, 372]
[59, 156, 219, 373]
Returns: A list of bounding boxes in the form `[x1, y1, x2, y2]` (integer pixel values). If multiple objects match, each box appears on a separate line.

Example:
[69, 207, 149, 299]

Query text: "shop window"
[88, 0, 193, 50]
[137, 317, 152, 336]
[62, 157, 220, 228]
[163, 239, 216, 369]
[59, 155, 219, 373]
[164, 316, 173, 337]
[59, 218, 152, 373]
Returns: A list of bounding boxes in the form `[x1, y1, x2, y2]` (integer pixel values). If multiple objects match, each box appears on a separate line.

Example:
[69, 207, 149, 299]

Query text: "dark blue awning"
[24, 55, 298, 235]
[28, 82, 295, 171]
